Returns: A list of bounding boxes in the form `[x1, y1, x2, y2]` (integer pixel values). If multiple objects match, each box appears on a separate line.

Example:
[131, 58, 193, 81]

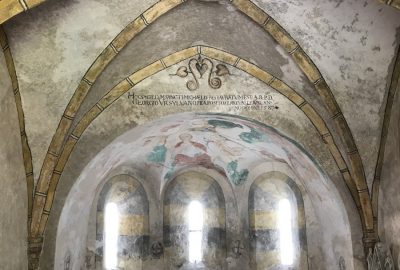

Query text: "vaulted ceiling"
[2, 0, 400, 24]
[0, 0, 399, 269]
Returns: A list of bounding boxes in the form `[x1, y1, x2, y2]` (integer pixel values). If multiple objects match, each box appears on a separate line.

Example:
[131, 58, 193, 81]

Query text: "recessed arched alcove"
[163, 171, 227, 269]
[55, 112, 360, 270]
[248, 171, 308, 269]
[90, 174, 150, 269]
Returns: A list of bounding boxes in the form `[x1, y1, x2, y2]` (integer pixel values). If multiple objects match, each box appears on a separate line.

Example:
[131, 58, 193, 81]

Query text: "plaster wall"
[379, 81, 400, 269]
[4, 0, 159, 182]
[0, 46, 28, 269]
[253, 0, 400, 189]
[52, 113, 357, 270]
[3, 0, 400, 192]
[40, 65, 364, 269]
[72, 0, 347, 175]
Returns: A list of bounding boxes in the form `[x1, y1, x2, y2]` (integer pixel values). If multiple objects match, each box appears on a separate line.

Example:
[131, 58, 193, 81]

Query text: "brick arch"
[0, 27, 34, 233]
[29, 0, 375, 266]
[377, 0, 400, 9]
[36, 45, 364, 238]
[1, 0, 398, 25]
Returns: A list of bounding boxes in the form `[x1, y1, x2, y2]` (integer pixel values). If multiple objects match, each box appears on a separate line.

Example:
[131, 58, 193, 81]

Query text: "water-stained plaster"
[252, 0, 400, 189]
[379, 82, 400, 268]
[40, 67, 364, 269]
[0, 43, 28, 270]
[53, 113, 356, 269]
[0, 0, 342, 187]
[4, 0, 158, 182]
[1, 0, 394, 267]
[76, 0, 303, 121]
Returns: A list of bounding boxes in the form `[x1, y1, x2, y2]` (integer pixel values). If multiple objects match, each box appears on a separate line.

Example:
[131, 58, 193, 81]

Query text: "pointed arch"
[35, 45, 365, 241]
[29, 0, 375, 266]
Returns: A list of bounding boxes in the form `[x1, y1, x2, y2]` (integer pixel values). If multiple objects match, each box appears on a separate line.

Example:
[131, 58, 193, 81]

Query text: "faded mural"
[138, 114, 322, 187]
[0, 0, 398, 269]
[56, 112, 355, 270]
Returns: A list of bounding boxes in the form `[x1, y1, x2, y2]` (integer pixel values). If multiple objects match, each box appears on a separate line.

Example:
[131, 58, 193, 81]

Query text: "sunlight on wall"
[278, 199, 294, 266]
[188, 201, 203, 264]
[104, 203, 119, 269]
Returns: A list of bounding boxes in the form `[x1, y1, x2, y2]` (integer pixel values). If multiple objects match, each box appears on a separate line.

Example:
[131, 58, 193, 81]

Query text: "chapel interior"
[0, 0, 400, 269]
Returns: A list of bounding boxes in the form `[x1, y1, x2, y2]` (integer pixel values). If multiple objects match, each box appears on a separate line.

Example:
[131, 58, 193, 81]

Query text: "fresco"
[112, 113, 325, 186]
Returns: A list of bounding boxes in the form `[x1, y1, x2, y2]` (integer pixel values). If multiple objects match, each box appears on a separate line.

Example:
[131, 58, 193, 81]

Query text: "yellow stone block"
[49, 116, 72, 154]
[269, 79, 304, 106]
[390, 0, 400, 9]
[164, 204, 225, 227]
[249, 210, 278, 230]
[263, 19, 298, 53]
[300, 103, 329, 135]
[73, 106, 101, 137]
[163, 204, 186, 226]
[324, 135, 347, 171]
[202, 47, 239, 66]
[232, 0, 268, 25]
[25, 0, 45, 8]
[253, 250, 280, 270]
[65, 80, 91, 117]
[85, 45, 116, 83]
[314, 80, 340, 116]
[0, 27, 7, 48]
[292, 48, 321, 83]
[55, 136, 78, 172]
[236, 60, 274, 84]
[112, 17, 146, 52]
[203, 208, 226, 228]
[99, 80, 132, 108]
[97, 213, 148, 236]
[118, 258, 143, 270]
[118, 215, 149, 236]
[36, 153, 58, 192]
[142, 0, 183, 25]
[0, 0, 24, 24]
[129, 61, 164, 84]
[162, 47, 198, 67]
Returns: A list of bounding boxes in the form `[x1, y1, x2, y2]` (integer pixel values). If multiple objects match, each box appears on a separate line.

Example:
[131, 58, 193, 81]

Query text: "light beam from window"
[278, 199, 294, 266]
[104, 202, 119, 269]
[188, 201, 203, 264]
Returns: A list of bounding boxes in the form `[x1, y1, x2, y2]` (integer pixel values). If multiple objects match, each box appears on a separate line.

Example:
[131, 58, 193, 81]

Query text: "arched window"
[249, 172, 308, 269]
[188, 201, 204, 264]
[96, 175, 149, 269]
[163, 171, 226, 269]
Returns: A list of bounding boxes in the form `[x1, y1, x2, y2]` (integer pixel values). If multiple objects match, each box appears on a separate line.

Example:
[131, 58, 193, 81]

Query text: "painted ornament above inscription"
[126, 56, 280, 111]
[172, 55, 230, 91]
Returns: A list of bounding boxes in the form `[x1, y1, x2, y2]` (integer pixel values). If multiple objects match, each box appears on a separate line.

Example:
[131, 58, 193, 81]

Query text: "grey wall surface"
[50, 113, 361, 270]
[0, 0, 398, 269]
[0, 46, 28, 269]
[379, 82, 400, 269]
[4, 0, 400, 191]
[253, 0, 400, 190]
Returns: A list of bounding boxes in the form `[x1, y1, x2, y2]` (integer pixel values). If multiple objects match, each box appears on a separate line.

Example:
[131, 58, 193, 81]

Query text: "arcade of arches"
[0, 0, 399, 269]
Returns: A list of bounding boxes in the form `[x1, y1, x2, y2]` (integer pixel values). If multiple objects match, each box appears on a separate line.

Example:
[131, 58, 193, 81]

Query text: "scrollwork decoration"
[172, 55, 230, 91]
